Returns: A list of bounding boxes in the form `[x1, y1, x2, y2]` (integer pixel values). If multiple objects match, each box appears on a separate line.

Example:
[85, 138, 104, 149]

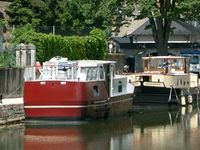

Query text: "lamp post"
[109, 43, 114, 54]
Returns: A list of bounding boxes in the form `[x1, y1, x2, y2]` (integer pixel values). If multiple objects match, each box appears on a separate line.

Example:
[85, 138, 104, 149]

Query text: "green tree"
[134, 0, 200, 55]
[6, 0, 134, 34]
[6, 0, 200, 56]
[59, 0, 134, 33]
[6, 0, 60, 27]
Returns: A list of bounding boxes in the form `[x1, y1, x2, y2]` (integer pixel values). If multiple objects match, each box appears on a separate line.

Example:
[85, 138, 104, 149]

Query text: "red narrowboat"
[24, 57, 135, 120]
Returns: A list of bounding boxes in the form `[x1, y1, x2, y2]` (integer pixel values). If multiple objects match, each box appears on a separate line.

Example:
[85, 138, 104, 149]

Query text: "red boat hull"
[24, 80, 109, 120]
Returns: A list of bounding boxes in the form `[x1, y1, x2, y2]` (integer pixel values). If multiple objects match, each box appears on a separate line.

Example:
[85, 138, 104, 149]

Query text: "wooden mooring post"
[0, 94, 2, 104]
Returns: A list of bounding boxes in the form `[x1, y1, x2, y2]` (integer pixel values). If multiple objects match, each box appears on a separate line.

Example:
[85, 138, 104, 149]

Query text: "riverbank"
[0, 98, 24, 125]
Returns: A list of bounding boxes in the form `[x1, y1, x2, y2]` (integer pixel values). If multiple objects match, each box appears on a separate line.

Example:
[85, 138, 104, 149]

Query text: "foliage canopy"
[134, 0, 200, 55]
[6, 0, 134, 34]
[5, 0, 200, 55]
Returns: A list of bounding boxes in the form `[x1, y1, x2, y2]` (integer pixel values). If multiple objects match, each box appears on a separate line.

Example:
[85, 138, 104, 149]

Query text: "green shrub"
[11, 26, 108, 62]
[10, 24, 37, 44]
[0, 50, 16, 68]
[85, 29, 107, 60]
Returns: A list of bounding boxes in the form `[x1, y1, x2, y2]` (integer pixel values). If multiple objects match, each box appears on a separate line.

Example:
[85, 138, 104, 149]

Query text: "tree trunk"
[149, 17, 172, 56]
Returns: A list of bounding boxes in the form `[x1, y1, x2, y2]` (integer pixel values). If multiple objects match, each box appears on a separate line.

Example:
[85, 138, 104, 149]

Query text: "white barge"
[126, 56, 199, 105]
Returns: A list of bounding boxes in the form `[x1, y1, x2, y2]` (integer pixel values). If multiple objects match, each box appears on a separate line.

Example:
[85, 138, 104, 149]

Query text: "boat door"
[104, 64, 110, 97]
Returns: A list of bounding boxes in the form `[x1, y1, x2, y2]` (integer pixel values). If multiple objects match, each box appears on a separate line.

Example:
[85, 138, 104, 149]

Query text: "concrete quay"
[0, 98, 24, 125]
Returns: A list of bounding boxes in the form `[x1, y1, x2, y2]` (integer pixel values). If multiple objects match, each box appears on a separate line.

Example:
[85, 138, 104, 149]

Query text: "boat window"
[88, 68, 97, 80]
[66, 68, 72, 79]
[144, 58, 185, 74]
[57, 66, 78, 80]
[81, 67, 98, 81]
[180, 79, 182, 85]
[73, 67, 77, 79]
[81, 68, 88, 76]
[168, 59, 184, 73]
[111, 64, 116, 77]
[99, 66, 105, 80]
[93, 85, 99, 96]
[118, 81, 122, 92]
[144, 59, 165, 73]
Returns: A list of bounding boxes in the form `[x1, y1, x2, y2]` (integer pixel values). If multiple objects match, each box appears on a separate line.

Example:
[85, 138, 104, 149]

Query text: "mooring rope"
[3, 82, 24, 99]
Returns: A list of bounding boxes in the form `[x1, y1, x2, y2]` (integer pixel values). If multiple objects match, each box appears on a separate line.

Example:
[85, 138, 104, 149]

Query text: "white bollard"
[181, 107, 186, 115]
[181, 96, 186, 106]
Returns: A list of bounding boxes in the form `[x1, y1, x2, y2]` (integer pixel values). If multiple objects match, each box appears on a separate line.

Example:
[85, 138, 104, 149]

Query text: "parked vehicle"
[180, 49, 200, 75]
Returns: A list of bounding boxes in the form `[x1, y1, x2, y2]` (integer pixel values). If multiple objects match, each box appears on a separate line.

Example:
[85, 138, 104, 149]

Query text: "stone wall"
[0, 68, 24, 98]
[0, 104, 25, 125]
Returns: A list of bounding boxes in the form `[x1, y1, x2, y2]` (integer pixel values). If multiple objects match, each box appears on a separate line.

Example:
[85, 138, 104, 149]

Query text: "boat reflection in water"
[24, 120, 128, 150]
[130, 105, 200, 150]
[1, 105, 200, 150]
[24, 124, 86, 150]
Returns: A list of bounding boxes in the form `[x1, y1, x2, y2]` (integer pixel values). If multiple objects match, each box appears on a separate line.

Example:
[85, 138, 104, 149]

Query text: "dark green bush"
[11, 25, 108, 62]
[85, 29, 107, 60]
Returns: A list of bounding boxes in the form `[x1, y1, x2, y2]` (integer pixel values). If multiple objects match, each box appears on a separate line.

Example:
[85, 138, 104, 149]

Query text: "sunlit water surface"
[1, 104, 200, 150]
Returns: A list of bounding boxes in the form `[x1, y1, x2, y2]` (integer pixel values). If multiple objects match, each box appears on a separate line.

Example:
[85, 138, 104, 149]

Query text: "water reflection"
[131, 105, 200, 150]
[1, 104, 200, 150]
[0, 124, 24, 150]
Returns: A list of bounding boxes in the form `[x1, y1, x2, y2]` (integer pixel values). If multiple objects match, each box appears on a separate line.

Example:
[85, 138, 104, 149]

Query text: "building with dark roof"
[110, 19, 200, 72]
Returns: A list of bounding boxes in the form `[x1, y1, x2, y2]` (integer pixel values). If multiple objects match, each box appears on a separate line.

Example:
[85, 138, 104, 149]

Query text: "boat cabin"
[24, 56, 134, 98]
[143, 56, 189, 75]
[127, 56, 198, 89]
[76, 60, 110, 82]
[39, 58, 116, 82]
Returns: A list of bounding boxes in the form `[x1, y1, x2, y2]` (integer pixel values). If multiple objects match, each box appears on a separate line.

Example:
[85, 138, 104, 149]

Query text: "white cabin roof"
[77, 60, 116, 67]
[44, 56, 116, 68]
[143, 56, 186, 60]
[49, 56, 68, 63]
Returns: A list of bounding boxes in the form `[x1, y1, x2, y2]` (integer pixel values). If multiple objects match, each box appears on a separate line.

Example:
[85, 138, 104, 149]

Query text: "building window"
[93, 85, 99, 96]
[118, 81, 122, 92]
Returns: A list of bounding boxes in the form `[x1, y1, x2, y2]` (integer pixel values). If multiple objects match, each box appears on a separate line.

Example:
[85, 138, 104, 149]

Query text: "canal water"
[1, 104, 200, 150]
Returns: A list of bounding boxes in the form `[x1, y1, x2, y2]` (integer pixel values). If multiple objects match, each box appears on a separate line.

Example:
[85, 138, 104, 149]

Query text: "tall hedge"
[11, 25, 108, 62]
